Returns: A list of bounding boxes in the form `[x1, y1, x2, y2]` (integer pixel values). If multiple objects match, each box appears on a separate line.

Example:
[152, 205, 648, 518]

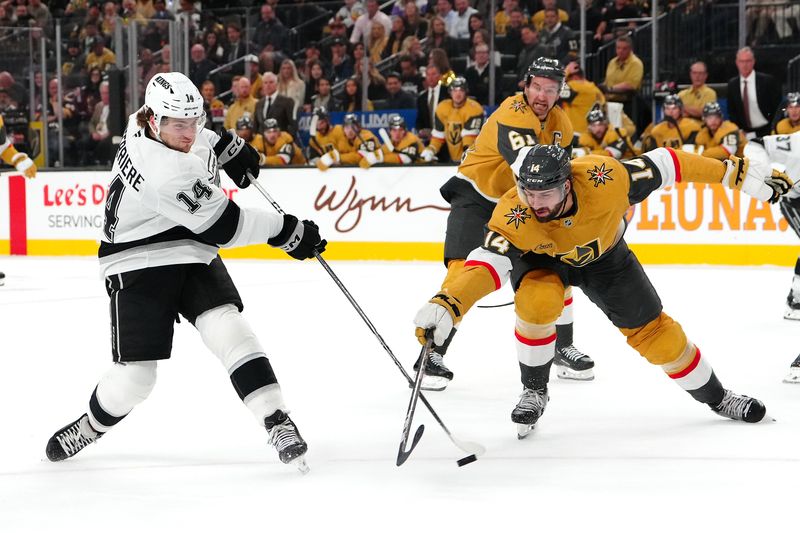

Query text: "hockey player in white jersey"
[45, 72, 326, 472]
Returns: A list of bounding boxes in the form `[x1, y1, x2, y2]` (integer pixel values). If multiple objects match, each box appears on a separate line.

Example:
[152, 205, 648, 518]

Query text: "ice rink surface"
[1, 256, 799, 532]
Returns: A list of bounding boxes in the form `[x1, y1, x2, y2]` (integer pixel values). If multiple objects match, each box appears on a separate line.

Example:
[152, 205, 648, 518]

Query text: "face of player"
[237, 127, 253, 142]
[664, 104, 681, 121]
[788, 105, 800, 122]
[588, 121, 607, 139]
[390, 126, 405, 144]
[450, 87, 466, 106]
[523, 181, 571, 223]
[265, 129, 280, 144]
[704, 114, 722, 131]
[344, 124, 357, 140]
[157, 116, 200, 153]
[317, 118, 330, 134]
[524, 76, 560, 120]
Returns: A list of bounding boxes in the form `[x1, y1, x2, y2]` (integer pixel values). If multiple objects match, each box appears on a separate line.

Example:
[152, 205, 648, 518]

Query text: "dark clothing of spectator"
[189, 58, 217, 89]
[464, 63, 502, 106]
[602, 4, 642, 35]
[540, 24, 576, 64]
[224, 40, 247, 76]
[726, 71, 782, 137]
[253, 19, 289, 52]
[332, 57, 355, 84]
[254, 93, 297, 138]
[516, 42, 549, 81]
[380, 89, 416, 110]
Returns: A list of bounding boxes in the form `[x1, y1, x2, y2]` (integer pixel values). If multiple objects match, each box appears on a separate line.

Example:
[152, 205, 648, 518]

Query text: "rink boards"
[0, 166, 797, 265]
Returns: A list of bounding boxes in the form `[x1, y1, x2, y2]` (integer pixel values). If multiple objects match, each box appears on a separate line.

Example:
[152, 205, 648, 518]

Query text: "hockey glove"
[214, 129, 260, 189]
[413, 292, 464, 347]
[724, 155, 793, 204]
[315, 149, 340, 171]
[358, 149, 382, 169]
[267, 214, 327, 260]
[420, 147, 435, 162]
[11, 153, 36, 179]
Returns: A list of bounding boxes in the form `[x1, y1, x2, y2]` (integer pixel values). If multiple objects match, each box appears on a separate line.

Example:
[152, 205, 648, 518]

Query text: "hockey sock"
[662, 345, 725, 405]
[555, 290, 574, 349]
[432, 327, 457, 356]
[89, 361, 157, 432]
[515, 324, 556, 390]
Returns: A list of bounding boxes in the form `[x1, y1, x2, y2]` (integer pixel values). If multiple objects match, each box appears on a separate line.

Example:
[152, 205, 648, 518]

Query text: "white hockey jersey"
[99, 114, 284, 277]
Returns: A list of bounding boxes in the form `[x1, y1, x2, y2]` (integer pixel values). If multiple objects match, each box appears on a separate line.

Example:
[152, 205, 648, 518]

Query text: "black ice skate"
[46, 414, 103, 461]
[783, 354, 800, 384]
[554, 344, 595, 381]
[784, 291, 800, 320]
[710, 389, 766, 423]
[0, 271, 5, 286]
[413, 352, 453, 391]
[265, 410, 309, 473]
[511, 387, 549, 439]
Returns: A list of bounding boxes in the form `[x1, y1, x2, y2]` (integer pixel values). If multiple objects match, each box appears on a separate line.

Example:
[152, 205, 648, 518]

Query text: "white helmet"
[144, 71, 204, 139]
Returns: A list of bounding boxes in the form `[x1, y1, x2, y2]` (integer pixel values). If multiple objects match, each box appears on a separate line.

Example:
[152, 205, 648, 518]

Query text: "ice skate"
[45, 414, 103, 461]
[554, 344, 595, 380]
[784, 291, 800, 320]
[511, 387, 549, 439]
[412, 352, 453, 391]
[710, 389, 766, 423]
[783, 354, 800, 384]
[0, 271, 5, 286]
[265, 410, 309, 473]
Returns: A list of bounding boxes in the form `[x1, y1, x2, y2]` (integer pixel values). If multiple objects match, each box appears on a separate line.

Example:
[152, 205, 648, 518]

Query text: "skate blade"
[783, 308, 800, 320]
[416, 375, 450, 391]
[290, 456, 310, 475]
[554, 365, 595, 381]
[516, 423, 535, 439]
[783, 369, 800, 384]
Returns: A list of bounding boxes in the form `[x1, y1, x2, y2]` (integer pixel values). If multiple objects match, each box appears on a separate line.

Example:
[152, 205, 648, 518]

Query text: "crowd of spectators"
[0, 0, 797, 168]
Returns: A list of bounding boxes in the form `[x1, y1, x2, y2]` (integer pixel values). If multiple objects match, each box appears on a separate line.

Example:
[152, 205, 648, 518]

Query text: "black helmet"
[343, 113, 360, 129]
[263, 118, 280, 132]
[586, 106, 607, 125]
[312, 106, 329, 121]
[663, 94, 683, 108]
[787, 92, 800, 107]
[517, 145, 572, 191]
[448, 76, 468, 92]
[236, 114, 253, 130]
[702, 101, 723, 118]
[524, 57, 565, 87]
[388, 114, 406, 130]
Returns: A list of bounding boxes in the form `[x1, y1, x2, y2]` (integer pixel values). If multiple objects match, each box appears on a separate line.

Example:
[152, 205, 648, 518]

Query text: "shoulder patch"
[587, 162, 614, 187]
[504, 204, 532, 228]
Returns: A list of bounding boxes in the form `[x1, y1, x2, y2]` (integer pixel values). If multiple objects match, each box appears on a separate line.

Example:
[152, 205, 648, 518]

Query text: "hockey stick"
[245, 173, 486, 463]
[378, 128, 424, 162]
[396, 335, 433, 466]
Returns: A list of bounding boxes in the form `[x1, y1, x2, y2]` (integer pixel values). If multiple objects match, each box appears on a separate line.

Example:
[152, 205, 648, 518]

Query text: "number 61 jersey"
[98, 114, 262, 278]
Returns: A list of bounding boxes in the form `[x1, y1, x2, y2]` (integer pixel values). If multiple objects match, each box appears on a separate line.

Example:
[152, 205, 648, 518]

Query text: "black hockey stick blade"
[396, 424, 425, 466]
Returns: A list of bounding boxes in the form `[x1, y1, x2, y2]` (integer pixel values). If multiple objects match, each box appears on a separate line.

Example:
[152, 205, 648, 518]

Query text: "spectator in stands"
[333, 0, 366, 29]
[425, 16, 458, 58]
[135, 0, 156, 19]
[433, 0, 458, 38]
[0, 6, 13, 30]
[532, 0, 568, 31]
[539, 7, 577, 64]
[254, 72, 297, 138]
[39, 78, 78, 167]
[303, 60, 326, 106]
[308, 77, 336, 112]
[594, 0, 641, 43]
[277, 59, 306, 117]
[204, 30, 225, 65]
[152, 0, 173, 20]
[693, 101, 745, 160]
[189, 44, 217, 90]
[561, 61, 605, 134]
[120, 0, 145, 25]
[451, 0, 477, 39]
[63, 39, 86, 78]
[398, 54, 424, 93]
[726, 46, 781, 138]
[601, 35, 643, 103]
[176, 0, 201, 33]
[352, 49, 388, 101]
[201, 79, 225, 132]
[503, 8, 526, 55]
[100, 2, 119, 40]
[403, 1, 428, 39]
[464, 43, 501, 106]
[330, 37, 354, 83]
[224, 22, 247, 77]
[351, 0, 392, 44]
[516, 25, 548, 86]
[468, 13, 485, 39]
[401, 36, 427, 68]
[380, 71, 416, 109]
[494, 0, 518, 37]
[245, 55, 264, 99]
[416, 64, 449, 143]
[640, 95, 700, 152]
[428, 48, 453, 82]
[85, 37, 116, 72]
[224, 76, 257, 131]
[571, 0, 603, 44]
[773, 93, 800, 135]
[261, 118, 307, 166]
[253, 4, 289, 53]
[467, 30, 501, 68]
[386, 16, 411, 58]
[28, 0, 51, 31]
[677, 61, 717, 120]
[85, 80, 112, 166]
[327, 18, 349, 46]
[381, 114, 424, 164]
[339, 77, 374, 112]
[368, 21, 390, 62]
[83, 67, 103, 106]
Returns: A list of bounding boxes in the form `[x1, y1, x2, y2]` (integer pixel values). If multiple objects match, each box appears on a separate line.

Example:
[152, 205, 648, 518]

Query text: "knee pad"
[620, 312, 688, 366]
[514, 270, 565, 326]
[95, 360, 157, 418]
[195, 304, 265, 371]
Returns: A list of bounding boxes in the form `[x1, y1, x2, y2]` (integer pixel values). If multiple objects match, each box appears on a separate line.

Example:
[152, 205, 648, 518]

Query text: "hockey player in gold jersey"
[574, 106, 637, 159]
[261, 118, 306, 166]
[315, 113, 383, 170]
[417, 58, 593, 391]
[380, 115, 424, 164]
[308, 107, 346, 168]
[414, 143, 791, 436]
[772, 92, 800, 135]
[693, 102, 746, 160]
[236, 114, 268, 163]
[640, 95, 701, 152]
[421, 77, 485, 164]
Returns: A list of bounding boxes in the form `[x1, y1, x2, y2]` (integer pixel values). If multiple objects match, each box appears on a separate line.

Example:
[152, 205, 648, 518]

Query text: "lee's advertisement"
[0, 167, 796, 265]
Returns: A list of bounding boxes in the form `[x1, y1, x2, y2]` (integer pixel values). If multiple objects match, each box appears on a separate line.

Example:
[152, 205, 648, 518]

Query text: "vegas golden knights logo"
[447, 123, 463, 145]
[556, 239, 601, 267]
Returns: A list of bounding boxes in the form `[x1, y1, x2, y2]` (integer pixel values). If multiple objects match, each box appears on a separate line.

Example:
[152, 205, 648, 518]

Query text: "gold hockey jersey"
[456, 93, 574, 201]
[0, 114, 23, 166]
[338, 128, 381, 164]
[641, 118, 701, 151]
[576, 127, 636, 159]
[773, 118, 800, 135]
[695, 121, 744, 160]
[262, 131, 306, 166]
[381, 131, 424, 164]
[561, 79, 605, 134]
[429, 97, 485, 163]
[309, 124, 347, 160]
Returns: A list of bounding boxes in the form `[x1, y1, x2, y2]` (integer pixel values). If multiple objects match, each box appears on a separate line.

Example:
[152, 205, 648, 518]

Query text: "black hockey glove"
[214, 129, 260, 189]
[267, 214, 327, 260]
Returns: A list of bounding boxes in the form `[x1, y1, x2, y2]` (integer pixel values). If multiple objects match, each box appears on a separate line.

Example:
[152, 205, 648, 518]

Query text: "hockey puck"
[457, 454, 477, 467]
